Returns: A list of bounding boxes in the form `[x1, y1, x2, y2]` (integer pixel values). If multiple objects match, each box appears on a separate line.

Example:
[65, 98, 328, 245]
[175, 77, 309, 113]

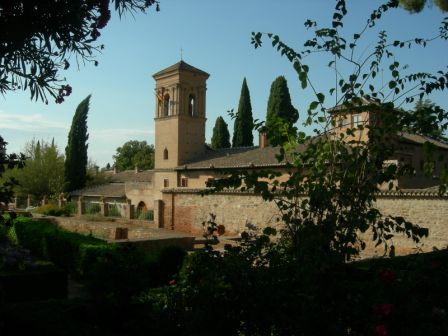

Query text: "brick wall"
[161, 189, 448, 252]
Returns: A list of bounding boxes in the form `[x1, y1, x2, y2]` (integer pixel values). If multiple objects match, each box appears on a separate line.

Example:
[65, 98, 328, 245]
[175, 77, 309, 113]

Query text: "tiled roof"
[176, 145, 305, 170]
[153, 60, 209, 78]
[71, 183, 126, 198]
[327, 97, 381, 113]
[106, 170, 153, 183]
[177, 131, 447, 171]
[399, 132, 448, 150]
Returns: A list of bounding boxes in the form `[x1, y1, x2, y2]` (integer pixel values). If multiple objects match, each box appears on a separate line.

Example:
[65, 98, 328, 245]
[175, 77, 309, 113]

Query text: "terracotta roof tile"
[153, 60, 209, 78]
[105, 170, 153, 183]
[399, 132, 448, 150]
[176, 145, 304, 170]
[71, 183, 126, 198]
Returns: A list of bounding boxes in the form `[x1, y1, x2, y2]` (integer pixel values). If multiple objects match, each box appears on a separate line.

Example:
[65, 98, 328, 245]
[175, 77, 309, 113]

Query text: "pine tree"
[64, 95, 90, 191]
[211, 116, 231, 149]
[233, 78, 254, 147]
[265, 76, 299, 145]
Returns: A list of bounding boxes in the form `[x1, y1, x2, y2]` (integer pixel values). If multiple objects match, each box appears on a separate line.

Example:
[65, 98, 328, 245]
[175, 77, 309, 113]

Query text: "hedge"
[12, 217, 187, 302]
[13, 217, 104, 275]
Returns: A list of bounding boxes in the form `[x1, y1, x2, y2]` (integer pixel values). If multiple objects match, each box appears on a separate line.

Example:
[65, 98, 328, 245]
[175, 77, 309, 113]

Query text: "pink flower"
[169, 279, 176, 285]
[373, 303, 393, 318]
[375, 324, 389, 336]
[380, 270, 396, 283]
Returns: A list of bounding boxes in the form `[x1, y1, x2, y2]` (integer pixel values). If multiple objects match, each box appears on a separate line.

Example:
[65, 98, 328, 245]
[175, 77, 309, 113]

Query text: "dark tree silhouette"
[65, 95, 90, 191]
[233, 78, 254, 147]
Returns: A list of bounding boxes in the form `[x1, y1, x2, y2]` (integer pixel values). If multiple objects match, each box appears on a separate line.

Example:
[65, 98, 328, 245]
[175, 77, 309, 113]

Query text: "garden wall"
[160, 189, 448, 253]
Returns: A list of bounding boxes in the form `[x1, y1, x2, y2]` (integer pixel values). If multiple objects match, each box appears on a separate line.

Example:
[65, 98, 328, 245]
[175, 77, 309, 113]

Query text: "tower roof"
[152, 60, 209, 78]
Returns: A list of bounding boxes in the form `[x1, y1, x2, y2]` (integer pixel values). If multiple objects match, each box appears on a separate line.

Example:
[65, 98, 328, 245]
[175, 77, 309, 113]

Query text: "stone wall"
[125, 182, 154, 211]
[161, 189, 448, 252]
[40, 216, 156, 240]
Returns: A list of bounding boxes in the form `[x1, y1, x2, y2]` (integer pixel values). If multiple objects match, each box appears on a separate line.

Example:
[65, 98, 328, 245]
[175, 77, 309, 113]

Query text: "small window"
[206, 178, 215, 187]
[163, 94, 170, 116]
[163, 178, 169, 188]
[181, 177, 188, 187]
[163, 148, 168, 160]
[351, 114, 362, 127]
[188, 94, 196, 116]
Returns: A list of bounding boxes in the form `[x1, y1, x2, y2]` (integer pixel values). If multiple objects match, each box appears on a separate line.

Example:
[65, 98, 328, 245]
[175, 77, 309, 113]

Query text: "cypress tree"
[211, 116, 231, 149]
[232, 78, 254, 147]
[265, 76, 299, 145]
[64, 95, 90, 191]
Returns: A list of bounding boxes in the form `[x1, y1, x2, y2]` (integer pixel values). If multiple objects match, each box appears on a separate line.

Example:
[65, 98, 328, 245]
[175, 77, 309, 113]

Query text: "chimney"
[259, 131, 268, 149]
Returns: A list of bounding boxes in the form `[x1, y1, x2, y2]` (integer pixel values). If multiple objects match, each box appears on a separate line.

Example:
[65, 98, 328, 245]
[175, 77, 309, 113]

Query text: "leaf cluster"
[0, 0, 159, 103]
[113, 140, 155, 171]
[218, 0, 448, 262]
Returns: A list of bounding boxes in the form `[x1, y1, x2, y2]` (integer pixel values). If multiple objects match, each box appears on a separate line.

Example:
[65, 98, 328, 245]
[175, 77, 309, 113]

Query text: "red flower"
[373, 303, 392, 318]
[169, 279, 176, 285]
[375, 324, 389, 336]
[380, 270, 396, 283]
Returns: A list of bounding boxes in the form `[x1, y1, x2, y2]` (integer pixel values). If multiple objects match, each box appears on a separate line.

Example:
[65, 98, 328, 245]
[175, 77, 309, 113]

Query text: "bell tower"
[153, 61, 209, 169]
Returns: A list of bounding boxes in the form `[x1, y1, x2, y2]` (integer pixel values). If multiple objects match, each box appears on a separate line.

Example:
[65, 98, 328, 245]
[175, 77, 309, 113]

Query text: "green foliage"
[137, 209, 154, 220]
[0, 0, 160, 103]
[232, 78, 254, 147]
[401, 100, 448, 141]
[12, 217, 187, 303]
[265, 76, 299, 145]
[107, 203, 122, 217]
[85, 160, 112, 187]
[0, 136, 23, 211]
[164, 232, 448, 335]
[13, 217, 103, 273]
[35, 204, 71, 217]
[231, 0, 448, 263]
[211, 116, 231, 149]
[85, 202, 101, 215]
[65, 95, 90, 192]
[399, 0, 448, 13]
[113, 140, 154, 171]
[1, 139, 63, 199]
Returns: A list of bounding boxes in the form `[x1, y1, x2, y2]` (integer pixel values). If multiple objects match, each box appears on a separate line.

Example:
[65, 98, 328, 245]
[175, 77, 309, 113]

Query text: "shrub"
[85, 202, 101, 215]
[83, 214, 116, 222]
[35, 204, 70, 217]
[12, 217, 188, 303]
[107, 203, 121, 217]
[13, 217, 104, 273]
[137, 210, 154, 220]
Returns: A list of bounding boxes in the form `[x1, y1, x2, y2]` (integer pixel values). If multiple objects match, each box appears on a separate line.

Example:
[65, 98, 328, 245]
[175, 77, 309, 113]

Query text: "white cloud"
[0, 112, 68, 131]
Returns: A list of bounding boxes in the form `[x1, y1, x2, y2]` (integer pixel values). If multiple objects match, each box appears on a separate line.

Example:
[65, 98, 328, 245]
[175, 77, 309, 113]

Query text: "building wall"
[154, 68, 208, 169]
[177, 167, 293, 189]
[152, 170, 178, 200]
[125, 182, 154, 211]
[160, 189, 448, 251]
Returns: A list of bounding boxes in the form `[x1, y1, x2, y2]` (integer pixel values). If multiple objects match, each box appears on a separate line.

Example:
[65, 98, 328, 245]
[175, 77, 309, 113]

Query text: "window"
[163, 94, 170, 116]
[163, 178, 169, 188]
[163, 148, 168, 160]
[206, 177, 214, 187]
[351, 114, 362, 127]
[188, 94, 196, 116]
[338, 116, 346, 128]
[181, 177, 188, 187]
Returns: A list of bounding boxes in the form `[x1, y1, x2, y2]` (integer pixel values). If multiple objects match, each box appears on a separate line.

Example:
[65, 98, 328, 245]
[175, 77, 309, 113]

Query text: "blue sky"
[1, 0, 447, 167]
